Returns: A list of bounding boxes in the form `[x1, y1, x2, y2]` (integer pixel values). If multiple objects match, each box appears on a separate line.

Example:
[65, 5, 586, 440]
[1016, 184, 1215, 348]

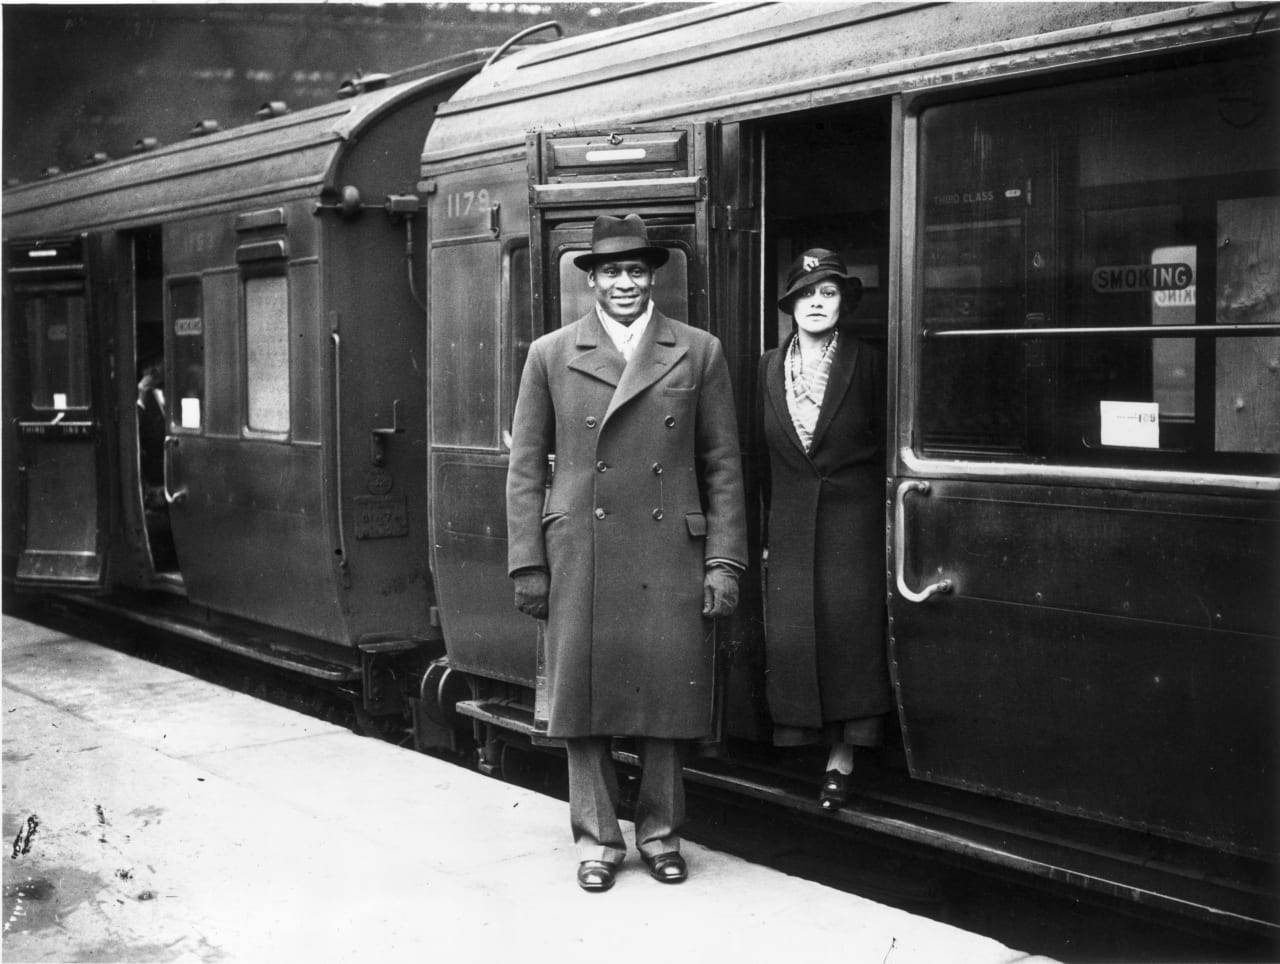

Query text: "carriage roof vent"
[83, 151, 110, 166]
[134, 137, 160, 153]
[256, 101, 290, 120]
[336, 71, 389, 98]
[40, 166, 62, 179]
[189, 119, 221, 137]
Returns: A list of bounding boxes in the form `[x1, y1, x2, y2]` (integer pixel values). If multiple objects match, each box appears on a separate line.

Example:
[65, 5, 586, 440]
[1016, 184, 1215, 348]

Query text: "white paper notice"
[1100, 400, 1159, 448]
[181, 397, 201, 429]
[53, 393, 67, 410]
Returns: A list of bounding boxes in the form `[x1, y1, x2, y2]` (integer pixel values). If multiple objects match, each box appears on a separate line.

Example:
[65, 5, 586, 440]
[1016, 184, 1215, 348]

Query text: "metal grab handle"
[163, 436, 188, 506]
[484, 21, 564, 69]
[370, 398, 403, 467]
[330, 332, 349, 580]
[893, 480, 952, 603]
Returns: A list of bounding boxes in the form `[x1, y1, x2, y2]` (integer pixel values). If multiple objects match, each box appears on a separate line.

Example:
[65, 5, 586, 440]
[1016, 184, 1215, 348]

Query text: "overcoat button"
[652, 509, 663, 520]
[664, 416, 676, 428]
[596, 460, 608, 472]
[585, 417, 598, 428]
[594, 507, 606, 520]
[651, 462, 663, 475]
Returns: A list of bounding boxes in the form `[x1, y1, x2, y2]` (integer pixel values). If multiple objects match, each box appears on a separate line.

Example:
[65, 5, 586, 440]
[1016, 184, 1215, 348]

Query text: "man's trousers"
[564, 736, 685, 865]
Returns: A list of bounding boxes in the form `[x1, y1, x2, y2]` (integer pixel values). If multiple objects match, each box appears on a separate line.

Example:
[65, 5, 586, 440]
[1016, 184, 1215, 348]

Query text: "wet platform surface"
[2, 614, 1057, 963]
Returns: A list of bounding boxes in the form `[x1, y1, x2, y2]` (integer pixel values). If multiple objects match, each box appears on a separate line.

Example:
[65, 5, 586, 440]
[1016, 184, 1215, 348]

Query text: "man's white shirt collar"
[596, 302, 654, 363]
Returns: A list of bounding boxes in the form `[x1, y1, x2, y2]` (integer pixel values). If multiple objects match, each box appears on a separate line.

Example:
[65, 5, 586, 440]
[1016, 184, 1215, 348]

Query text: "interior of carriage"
[762, 103, 893, 352]
[131, 227, 180, 576]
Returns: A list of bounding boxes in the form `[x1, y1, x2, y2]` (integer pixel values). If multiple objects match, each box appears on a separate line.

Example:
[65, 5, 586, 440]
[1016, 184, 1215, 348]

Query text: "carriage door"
[7, 235, 113, 589]
[891, 62, 1278, 856]
[529, 125, 712, 334]
[528, 122, 737, 740]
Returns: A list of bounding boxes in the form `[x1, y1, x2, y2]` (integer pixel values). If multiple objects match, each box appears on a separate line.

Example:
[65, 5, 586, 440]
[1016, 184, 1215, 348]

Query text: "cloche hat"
[777, 248, 861, 312]
[573, 214, 670, 270]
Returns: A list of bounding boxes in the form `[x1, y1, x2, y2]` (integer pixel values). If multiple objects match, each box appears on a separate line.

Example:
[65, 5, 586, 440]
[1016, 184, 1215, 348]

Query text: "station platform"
[2, 614, 1056, 963]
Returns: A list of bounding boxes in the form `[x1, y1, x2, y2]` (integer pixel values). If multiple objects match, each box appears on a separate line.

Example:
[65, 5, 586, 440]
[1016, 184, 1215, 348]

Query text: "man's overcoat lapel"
[566, 311, 625, 389]
[603, 310, 688, 425]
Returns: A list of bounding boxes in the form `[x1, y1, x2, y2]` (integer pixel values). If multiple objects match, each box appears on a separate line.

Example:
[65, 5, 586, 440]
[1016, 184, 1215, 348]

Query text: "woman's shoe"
[819, 769, 848, 811]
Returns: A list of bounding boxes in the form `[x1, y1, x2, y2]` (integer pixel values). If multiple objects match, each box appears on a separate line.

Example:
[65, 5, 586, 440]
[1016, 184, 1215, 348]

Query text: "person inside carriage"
[755, 249, 891, 811]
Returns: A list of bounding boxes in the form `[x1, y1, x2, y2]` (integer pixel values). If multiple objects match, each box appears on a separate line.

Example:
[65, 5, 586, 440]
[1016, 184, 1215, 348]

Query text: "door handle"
[893, 480, 952, 603]
[163, 436, 188, 506]
[370, 399, 403, 466]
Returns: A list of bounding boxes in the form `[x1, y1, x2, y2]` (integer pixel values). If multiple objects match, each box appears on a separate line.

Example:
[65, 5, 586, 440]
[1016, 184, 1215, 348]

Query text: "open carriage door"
[527, 122, 731, 749]
[7, 235, 114, 590]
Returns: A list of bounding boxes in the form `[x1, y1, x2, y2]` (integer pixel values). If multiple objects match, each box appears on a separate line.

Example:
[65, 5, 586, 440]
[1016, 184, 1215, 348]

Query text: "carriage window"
[22, 284, 89, 411]
[509, 242, 532, 412]
[169, 279, 205, 432]
[244, 274, 290, 435]
[916, 54, 1279, 473]
[432, 242, 498, 448]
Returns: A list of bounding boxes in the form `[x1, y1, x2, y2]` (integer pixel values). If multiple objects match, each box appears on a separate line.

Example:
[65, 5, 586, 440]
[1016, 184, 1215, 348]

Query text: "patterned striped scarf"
[784, 330, 838, 452]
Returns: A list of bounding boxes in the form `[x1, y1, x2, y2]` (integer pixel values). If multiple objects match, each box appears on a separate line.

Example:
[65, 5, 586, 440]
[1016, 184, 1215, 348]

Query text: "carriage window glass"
[169, 279, 205, 432]
[916, 54, 1279, 473]
[509, 242, 533, 411]
[557, 247, 689, 328]
[244, 275, 290, 435]
[22, 284, 89, 410]
[432, 242, 497, 447]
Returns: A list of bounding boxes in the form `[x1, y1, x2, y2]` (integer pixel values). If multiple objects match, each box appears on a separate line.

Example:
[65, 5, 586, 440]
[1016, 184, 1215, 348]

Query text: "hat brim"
[777, 267, 861, 312]
[574, 244, 670, 271]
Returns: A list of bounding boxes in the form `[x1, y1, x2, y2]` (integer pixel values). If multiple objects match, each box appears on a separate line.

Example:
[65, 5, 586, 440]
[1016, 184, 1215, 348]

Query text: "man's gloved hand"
[513, 569, 550, 619]
[702, 565, 740, 619]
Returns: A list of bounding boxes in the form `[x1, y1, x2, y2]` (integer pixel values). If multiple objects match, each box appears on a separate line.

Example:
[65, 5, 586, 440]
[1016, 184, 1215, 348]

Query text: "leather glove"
[513, 569, 549, 619]
[702, 565, 740, 619]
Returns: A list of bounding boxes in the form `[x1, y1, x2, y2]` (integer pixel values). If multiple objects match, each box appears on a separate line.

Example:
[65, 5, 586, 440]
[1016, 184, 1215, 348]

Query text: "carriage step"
[454, 698, 563, 746]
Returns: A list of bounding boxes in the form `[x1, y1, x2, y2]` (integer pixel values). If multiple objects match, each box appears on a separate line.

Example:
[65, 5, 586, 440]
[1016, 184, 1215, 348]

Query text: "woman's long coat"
[507, 309, 747, 739]
[756, 332, 891, 729]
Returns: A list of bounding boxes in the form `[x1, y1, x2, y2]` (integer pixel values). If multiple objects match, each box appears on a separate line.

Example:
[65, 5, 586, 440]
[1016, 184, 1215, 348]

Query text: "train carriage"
[3, 0, 1277, 939]
[3, 55, 485, 697]
[418, 0, 1278, 930]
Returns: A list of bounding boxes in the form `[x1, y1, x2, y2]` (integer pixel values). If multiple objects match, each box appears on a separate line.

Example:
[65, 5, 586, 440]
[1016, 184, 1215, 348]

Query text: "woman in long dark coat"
[756, 248, 890, 810]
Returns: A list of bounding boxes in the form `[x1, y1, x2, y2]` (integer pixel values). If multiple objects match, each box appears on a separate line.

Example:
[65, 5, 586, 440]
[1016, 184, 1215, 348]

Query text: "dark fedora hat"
[777, 248, 861, 312]
[573, 214, 670, 270]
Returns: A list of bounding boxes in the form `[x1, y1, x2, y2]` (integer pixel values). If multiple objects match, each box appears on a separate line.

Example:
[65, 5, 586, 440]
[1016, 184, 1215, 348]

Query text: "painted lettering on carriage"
[353, 495, 408, 539]
[1092, 263, 1193, 293]
[930, 189, 997, 206]
[174, 316, 203, 337]
[443, 188, 493, 220]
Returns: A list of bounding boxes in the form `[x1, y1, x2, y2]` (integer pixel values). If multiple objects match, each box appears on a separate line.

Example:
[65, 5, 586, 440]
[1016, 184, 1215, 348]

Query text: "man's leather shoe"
[577, 860, 616, 892]
[642, 851, 687, 883]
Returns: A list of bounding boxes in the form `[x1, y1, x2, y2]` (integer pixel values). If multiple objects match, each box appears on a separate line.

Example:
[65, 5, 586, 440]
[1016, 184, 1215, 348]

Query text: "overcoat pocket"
[685, 512, 707, 537]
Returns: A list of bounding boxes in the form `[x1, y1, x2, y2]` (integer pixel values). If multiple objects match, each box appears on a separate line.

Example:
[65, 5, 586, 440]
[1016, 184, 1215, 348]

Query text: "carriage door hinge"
[712, 204, 757, 232]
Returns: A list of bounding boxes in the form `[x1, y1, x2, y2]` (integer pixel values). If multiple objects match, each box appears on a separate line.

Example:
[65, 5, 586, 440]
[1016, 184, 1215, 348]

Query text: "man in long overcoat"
[507, 214, 747, 892]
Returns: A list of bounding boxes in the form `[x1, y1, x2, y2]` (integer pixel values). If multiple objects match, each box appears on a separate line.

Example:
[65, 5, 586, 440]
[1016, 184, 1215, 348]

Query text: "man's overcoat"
[755, 333, 891, 729]
[507, 309, 747, 739]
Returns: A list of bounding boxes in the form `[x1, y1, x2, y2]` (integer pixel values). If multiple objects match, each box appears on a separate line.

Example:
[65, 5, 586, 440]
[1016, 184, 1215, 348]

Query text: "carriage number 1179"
[444, 189, 492, 219]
